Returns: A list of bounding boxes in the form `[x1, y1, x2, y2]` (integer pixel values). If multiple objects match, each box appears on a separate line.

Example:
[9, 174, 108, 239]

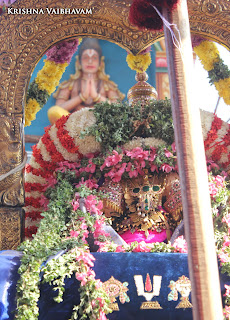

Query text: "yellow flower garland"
[35, 60, 68, 95]
[126, 52, 151, 73]
[25, 98, 41, 127]
[194, 41, 219, 71]
[215, 78, 230, 105]
[194, 40, 230, 106]
[25, 39, 81, 127]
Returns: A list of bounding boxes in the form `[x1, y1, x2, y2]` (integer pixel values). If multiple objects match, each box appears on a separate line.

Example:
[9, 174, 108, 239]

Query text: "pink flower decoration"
[149, 147, 157, 161]
[70, 230, 80, 238]
[75, 272, 88, 286]
[95, 279, 103, 289]
[46, 39, 79, 64]
[76, 250, 95, 267]
[39, 195, 49, 210]
[128, 168, 139, 178]
[173, 236, 188, 253]
[85, 195, 98, 209]
[43, 175, 57, 191]
[224, 306, 230, 319]
[115, 245, 126, 252]
[85, 195, 103, 215]
[160, 163, 173, 173]
[75, 177, 98, 190]
[150, 164, 158, 173]
[214, 175, 225, 187]
[209, 183, 218, 198]
[81, 230, 89, 244]
[106, 162, 127, 182]
[91, 300, 97, 308]
[126, 147, 149, 161]
[80, 222, 88, 230]
[100, 150, 123, 170]
[222, 216, 230, 228]
[132, 241, 152, 252]
[93, 219, 109, 239]
[95, 241, 111, 252]
[164, 149, 173, 158]
[85, 160, 96, 173]
[171, 142, 176, 152]
[218, 251, 230, 264]
[224, 285, 230, 297]
[97, 311, 107, 320]
[72, 199, 80, 211]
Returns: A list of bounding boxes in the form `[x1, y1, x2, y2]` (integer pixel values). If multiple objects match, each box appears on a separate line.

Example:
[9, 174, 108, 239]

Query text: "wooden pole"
[162, 1, 223, 319]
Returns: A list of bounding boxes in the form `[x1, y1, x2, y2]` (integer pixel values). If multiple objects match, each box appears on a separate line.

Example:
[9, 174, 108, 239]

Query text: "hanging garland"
[126, 46, 152, 73]
[25, 39, 81, 127]
[193, 37, 230, 106]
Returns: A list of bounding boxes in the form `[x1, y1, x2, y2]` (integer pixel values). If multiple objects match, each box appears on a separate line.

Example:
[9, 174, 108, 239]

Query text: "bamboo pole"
[162, 1, 223, 319]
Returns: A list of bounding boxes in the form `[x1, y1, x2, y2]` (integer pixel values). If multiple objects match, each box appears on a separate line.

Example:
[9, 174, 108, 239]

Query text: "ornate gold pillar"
[0, 113, 25, 250]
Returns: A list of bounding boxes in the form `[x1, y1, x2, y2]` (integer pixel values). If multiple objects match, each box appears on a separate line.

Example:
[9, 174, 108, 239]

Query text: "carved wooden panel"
[0, 207, 24, 250]
[0, 113, 24, 207]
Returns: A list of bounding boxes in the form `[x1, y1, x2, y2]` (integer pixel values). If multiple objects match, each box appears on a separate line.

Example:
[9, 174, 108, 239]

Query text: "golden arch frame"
[0, 0, 229, 249]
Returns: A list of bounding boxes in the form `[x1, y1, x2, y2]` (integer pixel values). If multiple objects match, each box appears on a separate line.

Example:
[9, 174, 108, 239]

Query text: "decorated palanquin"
[0, 0, 230, 316]
[15, 70, 230, 320]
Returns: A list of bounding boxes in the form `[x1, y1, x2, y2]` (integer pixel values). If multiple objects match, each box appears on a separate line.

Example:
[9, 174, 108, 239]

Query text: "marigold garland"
[193, 41, 219, 71]
[24, 98, 41, 127]
[126, 51, 152, 73]
[193, 39, 230, 106]
[35, 60, 68, 94]
[215, 78, 230, 105]
[25, 39, 80, 127]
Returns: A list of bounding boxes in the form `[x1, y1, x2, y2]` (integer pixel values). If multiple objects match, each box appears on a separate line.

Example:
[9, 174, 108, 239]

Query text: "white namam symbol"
[134, 273, 162, 301]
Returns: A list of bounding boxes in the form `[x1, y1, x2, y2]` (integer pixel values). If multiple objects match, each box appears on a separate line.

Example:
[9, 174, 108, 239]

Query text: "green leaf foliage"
[81, 99, 174, 152]
[208, 58, 230, 84]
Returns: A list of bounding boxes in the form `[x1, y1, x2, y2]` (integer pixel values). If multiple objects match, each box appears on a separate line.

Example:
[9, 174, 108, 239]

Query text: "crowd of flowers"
[25, 142, 179, 236]
[20, 153, 230, 319]
[22, 100, 230, 319]
[24, 102, 230, 240]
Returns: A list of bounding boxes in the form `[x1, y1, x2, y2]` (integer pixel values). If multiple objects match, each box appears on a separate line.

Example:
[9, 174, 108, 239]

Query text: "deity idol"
[48, 38, 125, 124]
